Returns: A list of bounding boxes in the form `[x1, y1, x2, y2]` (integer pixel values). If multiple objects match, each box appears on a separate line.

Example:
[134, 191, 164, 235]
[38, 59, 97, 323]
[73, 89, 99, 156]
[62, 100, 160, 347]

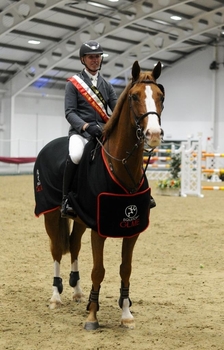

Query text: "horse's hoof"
[49, 300, 62, 310]
[121, 318, 135, 329]
[84, 321, 99, 331]
[72, 292, 83, 302]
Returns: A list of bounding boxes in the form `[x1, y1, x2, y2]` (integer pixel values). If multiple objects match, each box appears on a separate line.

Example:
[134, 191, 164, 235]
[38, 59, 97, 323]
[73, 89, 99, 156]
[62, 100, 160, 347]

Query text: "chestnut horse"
[34, 61, 164, 330]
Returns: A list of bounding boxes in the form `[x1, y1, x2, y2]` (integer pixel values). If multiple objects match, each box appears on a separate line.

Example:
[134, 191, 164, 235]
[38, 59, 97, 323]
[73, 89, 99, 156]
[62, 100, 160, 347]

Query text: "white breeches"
[69, 134, 88, 165]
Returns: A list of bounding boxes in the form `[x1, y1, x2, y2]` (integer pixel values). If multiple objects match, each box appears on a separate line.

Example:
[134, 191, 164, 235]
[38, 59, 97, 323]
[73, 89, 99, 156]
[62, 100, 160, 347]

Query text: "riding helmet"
[79, 41, 104, 58]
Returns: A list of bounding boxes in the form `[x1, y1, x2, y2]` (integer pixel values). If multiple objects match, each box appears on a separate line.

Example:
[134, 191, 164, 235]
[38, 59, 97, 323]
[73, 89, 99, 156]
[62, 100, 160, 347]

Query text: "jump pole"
[201, 186, 224, 190]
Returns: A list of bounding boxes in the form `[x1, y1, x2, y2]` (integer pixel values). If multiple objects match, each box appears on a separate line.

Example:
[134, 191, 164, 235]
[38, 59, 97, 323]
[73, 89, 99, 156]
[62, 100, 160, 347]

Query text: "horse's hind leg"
[84, 230, 106, 330]
[69, 220, 86, 302]
[119, 234, 139, 329]
[44, 210, 70, 309]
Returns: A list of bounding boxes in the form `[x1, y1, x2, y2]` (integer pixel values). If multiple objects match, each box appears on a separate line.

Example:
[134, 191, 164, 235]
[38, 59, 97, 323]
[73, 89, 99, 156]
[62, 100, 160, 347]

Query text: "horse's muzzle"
[146, 128, 163, 147]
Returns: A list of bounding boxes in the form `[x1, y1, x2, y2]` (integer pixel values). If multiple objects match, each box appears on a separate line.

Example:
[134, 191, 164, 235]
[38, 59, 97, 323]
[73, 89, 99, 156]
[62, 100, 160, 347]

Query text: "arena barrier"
[0, 157, 36, 164]
[0, 156, 36, 174]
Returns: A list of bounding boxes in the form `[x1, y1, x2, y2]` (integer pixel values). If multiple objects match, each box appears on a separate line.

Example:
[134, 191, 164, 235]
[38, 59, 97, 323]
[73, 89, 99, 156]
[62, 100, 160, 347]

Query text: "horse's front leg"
[69, 220, 86, 302]
[119, 234, 139, 329]
[84, 230, 106, 330]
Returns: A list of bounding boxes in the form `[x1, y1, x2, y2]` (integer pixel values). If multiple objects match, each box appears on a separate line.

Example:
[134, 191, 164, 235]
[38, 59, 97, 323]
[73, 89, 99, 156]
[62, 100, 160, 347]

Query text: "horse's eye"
[131, 94, 139, 102]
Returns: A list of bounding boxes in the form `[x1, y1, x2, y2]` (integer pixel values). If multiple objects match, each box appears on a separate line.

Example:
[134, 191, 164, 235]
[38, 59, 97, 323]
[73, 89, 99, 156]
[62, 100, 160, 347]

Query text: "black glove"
[86, 122, 102, 138]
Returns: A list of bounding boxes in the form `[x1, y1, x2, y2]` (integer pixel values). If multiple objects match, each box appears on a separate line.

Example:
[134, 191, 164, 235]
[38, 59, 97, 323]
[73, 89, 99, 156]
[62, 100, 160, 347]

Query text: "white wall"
[160, 45, 224, 152]
[11, 95, 67, 156]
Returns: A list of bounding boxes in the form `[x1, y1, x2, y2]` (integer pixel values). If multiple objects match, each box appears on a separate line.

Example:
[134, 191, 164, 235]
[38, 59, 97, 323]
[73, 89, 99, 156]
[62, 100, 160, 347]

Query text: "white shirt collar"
[84, 69, 98, 81]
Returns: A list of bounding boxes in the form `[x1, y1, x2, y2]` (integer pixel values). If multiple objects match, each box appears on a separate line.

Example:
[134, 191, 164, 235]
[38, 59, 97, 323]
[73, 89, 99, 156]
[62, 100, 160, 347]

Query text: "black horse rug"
[34, 137, 151, 238]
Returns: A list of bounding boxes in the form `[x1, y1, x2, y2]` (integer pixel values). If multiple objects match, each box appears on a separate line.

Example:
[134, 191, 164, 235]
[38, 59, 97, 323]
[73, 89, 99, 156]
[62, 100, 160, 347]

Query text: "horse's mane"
[103, 70, 154, 138]
[103, 80, 132, 138]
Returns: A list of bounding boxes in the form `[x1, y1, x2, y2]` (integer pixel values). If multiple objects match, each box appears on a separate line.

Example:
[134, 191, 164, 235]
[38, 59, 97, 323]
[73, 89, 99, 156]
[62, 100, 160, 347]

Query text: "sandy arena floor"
[0, 175, 224, 350]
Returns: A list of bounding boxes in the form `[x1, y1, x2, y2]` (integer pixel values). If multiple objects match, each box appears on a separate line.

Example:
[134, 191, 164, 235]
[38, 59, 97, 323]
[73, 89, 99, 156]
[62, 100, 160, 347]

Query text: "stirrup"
[61, 197, 76, 219]
[61, 210, 77, 219]
[150, 196, 156, 209]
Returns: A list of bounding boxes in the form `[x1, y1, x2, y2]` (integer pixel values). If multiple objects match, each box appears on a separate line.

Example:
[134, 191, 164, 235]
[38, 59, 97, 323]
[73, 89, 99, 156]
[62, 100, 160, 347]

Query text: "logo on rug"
[125, 205, 138, 218]
[35, 169, 43, 192]
[120, 204, 140, 228]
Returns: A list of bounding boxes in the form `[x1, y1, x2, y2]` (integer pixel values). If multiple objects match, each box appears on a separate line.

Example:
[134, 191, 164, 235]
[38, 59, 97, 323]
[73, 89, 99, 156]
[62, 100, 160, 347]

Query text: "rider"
[61, 40, 156, 218]
[61, 40, 117, 218]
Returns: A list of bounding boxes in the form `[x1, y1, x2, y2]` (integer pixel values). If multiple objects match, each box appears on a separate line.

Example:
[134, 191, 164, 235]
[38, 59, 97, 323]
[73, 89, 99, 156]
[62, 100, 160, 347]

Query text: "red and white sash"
[68, 75, 109, 123]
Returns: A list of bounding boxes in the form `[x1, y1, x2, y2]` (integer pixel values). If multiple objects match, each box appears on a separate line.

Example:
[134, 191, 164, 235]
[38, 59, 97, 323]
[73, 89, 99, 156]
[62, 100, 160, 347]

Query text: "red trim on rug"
[34, 206, 60, 218]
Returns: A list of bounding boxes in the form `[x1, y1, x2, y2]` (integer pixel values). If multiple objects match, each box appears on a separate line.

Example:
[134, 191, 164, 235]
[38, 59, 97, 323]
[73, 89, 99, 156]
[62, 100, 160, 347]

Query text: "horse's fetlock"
[119, 282, 132, 309]
[86, 285, 101, 311]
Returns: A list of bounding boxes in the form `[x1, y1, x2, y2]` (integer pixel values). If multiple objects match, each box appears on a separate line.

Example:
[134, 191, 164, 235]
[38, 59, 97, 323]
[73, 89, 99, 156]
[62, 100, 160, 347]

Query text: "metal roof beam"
[101, 5, 224, 79]
[6, 0, 191, 96]
[0, 0, 65, 37]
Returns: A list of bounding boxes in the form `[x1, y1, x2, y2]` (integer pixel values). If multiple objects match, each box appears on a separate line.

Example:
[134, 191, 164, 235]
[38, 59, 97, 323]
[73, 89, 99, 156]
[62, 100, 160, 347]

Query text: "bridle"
[96, 79, 164, 192]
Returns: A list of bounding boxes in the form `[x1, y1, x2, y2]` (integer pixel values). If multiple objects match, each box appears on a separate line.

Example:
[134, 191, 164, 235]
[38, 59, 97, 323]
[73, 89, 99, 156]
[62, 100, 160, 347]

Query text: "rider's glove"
[86, 122, 102, 138]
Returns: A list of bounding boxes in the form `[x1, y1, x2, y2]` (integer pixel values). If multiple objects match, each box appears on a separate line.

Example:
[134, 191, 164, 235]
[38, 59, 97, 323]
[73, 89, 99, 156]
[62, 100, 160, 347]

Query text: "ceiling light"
[28, 40, 40, 45]
[170, 15, 182, 21]
[108, 0, 119, 2]
[154, 19, 170, 25]
[88, 1, 111, 9]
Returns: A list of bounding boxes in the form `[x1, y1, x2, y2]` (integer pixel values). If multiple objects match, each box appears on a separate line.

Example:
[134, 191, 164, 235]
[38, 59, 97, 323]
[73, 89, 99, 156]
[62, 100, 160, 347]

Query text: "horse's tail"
[44, 210, 70, 256]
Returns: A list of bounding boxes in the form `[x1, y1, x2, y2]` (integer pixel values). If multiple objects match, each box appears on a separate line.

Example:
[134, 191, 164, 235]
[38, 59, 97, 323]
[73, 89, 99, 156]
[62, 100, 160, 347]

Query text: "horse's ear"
[132, 61, 140, 81]
[152, 61, 161, 80]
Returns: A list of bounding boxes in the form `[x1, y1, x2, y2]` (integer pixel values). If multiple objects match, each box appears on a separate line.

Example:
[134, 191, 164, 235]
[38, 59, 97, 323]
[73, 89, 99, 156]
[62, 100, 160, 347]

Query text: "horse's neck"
[104, 118, 144, 191]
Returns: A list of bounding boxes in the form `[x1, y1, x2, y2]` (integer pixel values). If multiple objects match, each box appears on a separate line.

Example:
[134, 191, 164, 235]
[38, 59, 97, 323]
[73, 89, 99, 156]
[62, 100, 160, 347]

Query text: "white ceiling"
[0, 0, 224, 97]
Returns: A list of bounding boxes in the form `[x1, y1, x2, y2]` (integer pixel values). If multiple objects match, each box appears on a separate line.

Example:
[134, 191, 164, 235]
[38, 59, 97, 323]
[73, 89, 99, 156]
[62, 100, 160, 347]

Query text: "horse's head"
[129, 61, 165, 148]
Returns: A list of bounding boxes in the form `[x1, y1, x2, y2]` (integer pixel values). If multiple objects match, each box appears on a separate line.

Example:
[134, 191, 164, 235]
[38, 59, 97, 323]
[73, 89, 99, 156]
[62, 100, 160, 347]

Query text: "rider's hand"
[86, 122, 102, 138]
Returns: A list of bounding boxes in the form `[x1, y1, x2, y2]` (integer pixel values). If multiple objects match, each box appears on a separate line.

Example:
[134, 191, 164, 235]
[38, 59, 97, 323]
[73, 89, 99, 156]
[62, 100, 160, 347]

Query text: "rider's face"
[83, 54, 102, 73]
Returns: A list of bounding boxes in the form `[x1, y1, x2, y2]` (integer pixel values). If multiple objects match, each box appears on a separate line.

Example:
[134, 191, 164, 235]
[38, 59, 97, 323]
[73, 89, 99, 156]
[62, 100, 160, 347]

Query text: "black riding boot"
[61, 157, 78, 219]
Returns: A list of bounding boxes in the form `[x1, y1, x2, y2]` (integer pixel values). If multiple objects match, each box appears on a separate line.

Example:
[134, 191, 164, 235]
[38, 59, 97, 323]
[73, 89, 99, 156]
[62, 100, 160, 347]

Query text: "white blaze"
[144, 85, 161, 134]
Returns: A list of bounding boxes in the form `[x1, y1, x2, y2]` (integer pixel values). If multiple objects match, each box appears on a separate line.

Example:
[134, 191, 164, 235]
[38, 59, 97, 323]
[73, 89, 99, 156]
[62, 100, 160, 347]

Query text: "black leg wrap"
[86, 285, 101, 312]
[118, 281, 132, 309]
[69, 271, 80, 287]
[53, 277, 63, 294]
